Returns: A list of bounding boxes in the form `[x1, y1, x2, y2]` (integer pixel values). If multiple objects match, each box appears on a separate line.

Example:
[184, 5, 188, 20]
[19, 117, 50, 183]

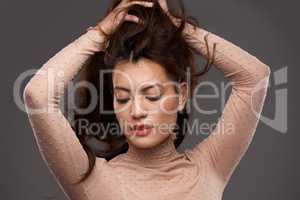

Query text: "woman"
[23, 0, 270, 199]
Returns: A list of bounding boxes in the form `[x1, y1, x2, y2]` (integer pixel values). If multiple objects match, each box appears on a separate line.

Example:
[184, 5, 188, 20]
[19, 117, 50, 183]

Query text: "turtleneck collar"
[124, 135, 180, 167]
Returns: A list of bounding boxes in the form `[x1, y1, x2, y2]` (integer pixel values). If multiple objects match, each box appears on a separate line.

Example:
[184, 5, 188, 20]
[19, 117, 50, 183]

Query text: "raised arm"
[23, 28, 107, 198]
[184, 24, 271, 186]
[23, 2, 155, 198]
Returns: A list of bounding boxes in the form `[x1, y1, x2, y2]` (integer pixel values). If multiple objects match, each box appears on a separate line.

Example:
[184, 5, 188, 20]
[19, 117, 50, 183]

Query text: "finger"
[116, 1, 153, 17]
[124, 14, 140, 23]
[118, 0, 129, 7]
[124, 1, 154, 8]
[158, 0, 169, 14]
[158, 0, 167, 8]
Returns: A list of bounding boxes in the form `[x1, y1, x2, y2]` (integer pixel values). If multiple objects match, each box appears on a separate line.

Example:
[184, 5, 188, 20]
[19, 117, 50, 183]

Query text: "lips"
[129, 123, 153, 136]
[130, 124, 153, 131]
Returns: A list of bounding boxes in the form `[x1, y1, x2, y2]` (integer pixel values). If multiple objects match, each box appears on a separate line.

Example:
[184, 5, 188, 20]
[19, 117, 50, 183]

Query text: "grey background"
[1, 0, 298, 199]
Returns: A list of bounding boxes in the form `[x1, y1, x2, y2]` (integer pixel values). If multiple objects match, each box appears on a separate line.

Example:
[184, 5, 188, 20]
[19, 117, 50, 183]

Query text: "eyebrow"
[113, 83, 164, 93]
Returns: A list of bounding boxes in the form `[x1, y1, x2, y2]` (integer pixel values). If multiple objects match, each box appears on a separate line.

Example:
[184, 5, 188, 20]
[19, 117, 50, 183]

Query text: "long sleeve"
[23, 28, 107, 199]
[184, 25, 271, 187]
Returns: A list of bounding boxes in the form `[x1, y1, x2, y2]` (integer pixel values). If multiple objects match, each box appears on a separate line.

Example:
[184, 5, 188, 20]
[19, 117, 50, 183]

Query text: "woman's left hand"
[158, 0, 169, 13]
[158, 0, 181, 26]
[158, 0, 197, 36]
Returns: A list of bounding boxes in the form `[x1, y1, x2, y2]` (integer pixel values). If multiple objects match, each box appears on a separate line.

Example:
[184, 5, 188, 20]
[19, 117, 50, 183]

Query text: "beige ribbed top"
[24, 25, 270, 200]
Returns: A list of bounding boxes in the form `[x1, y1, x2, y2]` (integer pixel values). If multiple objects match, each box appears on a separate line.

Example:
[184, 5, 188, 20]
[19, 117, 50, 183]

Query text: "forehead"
[112, 58, 170, 88]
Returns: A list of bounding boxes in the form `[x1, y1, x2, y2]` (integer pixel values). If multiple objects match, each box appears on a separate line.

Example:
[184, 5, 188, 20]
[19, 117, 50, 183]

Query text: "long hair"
[71, 0, 215, 184]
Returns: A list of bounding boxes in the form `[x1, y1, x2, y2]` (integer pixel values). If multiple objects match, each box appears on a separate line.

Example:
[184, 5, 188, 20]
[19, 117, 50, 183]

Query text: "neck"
[125, 135, 180, 167]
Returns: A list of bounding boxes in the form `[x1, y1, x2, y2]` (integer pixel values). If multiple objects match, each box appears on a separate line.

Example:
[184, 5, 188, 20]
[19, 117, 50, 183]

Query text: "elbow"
[249, 63, 271, 84]
[260, 64, 271, 78]
[23, 84, 47, 109]
[23, 85, 37, 108]
[248, 63, 271, 89]
[247, 55, 271, 80]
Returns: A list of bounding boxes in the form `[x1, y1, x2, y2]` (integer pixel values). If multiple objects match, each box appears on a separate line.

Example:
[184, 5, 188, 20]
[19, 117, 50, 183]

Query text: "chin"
[125, 132, 170, 149]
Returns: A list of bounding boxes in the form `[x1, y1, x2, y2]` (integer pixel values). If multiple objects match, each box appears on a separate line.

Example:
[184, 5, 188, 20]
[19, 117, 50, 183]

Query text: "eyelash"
[116, 99, 129, 104]
[116, 96, 161, 104]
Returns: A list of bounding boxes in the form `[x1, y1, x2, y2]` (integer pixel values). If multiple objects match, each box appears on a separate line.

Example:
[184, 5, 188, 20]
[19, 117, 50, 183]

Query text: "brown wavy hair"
[71, 0, 215, 184]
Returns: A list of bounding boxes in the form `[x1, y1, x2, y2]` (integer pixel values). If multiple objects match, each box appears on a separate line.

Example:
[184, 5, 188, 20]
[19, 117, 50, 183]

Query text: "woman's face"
[112, 57, 188, 149]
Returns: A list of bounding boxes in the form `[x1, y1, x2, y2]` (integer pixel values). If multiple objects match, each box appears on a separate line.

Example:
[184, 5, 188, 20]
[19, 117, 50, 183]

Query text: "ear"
[177, 82, 188, 112]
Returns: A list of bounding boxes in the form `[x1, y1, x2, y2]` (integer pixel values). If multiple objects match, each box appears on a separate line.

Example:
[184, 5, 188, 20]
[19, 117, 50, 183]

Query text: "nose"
[130, 95, 147, 119]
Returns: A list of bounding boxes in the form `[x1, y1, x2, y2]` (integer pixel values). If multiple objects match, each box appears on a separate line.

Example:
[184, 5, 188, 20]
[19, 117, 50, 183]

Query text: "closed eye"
[146, 96, 161, 101]
[116, 96, 161, 104]
[116, 98, 130, 104]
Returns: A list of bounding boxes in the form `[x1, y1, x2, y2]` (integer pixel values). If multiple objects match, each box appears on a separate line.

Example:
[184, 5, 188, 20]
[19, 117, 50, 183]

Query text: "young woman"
[23, 0, 271, 199]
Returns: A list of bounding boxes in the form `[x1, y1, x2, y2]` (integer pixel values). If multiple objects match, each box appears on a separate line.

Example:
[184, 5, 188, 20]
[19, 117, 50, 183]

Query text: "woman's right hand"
[94, 0, 154, 37]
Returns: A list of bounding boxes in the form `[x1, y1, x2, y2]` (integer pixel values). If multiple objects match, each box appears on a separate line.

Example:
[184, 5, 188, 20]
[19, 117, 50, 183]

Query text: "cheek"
[113, 102, 129, 129]
[151, 95, 179, 130]
[113, 97, 129, 115]
[159, 95, 179, 114]
[115, 110, 128, 124]
[115, 112, 130, 137]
